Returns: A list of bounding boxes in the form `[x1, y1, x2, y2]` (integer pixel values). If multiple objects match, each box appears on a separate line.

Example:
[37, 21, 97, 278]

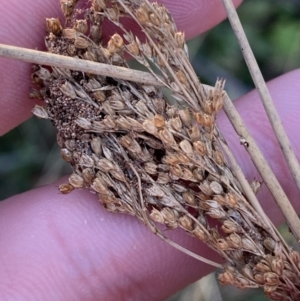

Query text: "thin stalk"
[221, 0, 300, 194]
[221, 91, 300, 243]
[0, 43, 161, 86]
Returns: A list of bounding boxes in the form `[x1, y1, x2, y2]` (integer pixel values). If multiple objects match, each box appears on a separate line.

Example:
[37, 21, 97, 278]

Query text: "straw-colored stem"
[222, 92, 300, 243]
[0, 43, 161, 86]
[221, 0, 300, 194]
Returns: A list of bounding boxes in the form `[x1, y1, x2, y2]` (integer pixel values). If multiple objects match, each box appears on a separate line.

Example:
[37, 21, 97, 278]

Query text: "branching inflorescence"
[31, 1, 300, 299]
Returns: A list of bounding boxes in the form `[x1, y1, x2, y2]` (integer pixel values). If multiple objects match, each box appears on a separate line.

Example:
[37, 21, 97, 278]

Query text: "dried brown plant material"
[30, 0, 300, 299]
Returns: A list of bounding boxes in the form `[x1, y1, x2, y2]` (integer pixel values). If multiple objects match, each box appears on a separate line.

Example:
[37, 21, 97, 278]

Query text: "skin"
[0, 0, 300, 300]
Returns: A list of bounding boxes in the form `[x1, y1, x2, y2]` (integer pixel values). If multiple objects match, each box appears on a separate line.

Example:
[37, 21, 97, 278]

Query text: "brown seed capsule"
[82, 168, 95, 185]
[60, 0, 77, 19]
[59, 183, 74, 194]
[218, 271, 235, 285]
[32, 105, 49, 119]
[221, 220, 240, 234]
[253, 273, 265, 285]
[176, 70, 187, 85]
[193, 226, 206, 240]
[136, 6, 150, 24]
[92, 177, 107, 194]
[60, 81, 77, 99]
[159, 129, 175, 147]
[156, 172, 170, 184]
[178, 108, 191, 126]
[149, 208, 165, 224]
[92, 0, 106, 11]
[46, 18, 62, 35]
[210, 181, 223, 194]
[75, 117, 91, 130]
[144, 162, 157, 175]
[74, 19, 88, 34]
[271, 257, 284, 275]
[255, 259, 271, 273]
[264, 272, 279, 286]
[217, 238, 229, 251]
[60, 148, 73, 163]
[91, 137, 102, 157]
[169, 117, 182, 132]
[182, 191, 196, 205]
[193, 141, 206, 156]
[227, 233, 242, 249]
[179, 140, 193, 156]
[194, 112, 214, 128]
[174, 31, 185, 48]
[79, 154, 94, 168]
[225, 192, 238, 208]
[152, 114, 165, 128]
[63, 28, 78, 39]
[179, 215, 193, 231]
[74, 37, 90, 49]
[143, 119, 158, 136]
[97, 158, 115, 172]
[69, 173, 84, 188]
[126, 41, 140, 56]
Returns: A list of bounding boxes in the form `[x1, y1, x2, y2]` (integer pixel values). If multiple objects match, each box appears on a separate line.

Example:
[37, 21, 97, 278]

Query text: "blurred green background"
[1, 0, 300, 300]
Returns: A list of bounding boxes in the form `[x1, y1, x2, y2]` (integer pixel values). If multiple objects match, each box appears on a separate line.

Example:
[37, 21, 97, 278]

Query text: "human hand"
[1, 0, 300, 300]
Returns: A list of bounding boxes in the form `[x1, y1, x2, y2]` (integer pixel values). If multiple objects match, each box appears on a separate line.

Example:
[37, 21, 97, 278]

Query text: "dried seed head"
[193, 226, 206, 240]
[253, 273, 265, 285]
[69, 173, 84, 188]
[46, 18, 62, 35]
[242, 264, 254, 280]
[59, 183, 74, 194]
[32, 105, 49, 119]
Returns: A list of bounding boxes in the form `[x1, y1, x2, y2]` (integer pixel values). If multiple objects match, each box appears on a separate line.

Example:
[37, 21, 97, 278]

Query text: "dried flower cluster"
[31, 0, 300, 299]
